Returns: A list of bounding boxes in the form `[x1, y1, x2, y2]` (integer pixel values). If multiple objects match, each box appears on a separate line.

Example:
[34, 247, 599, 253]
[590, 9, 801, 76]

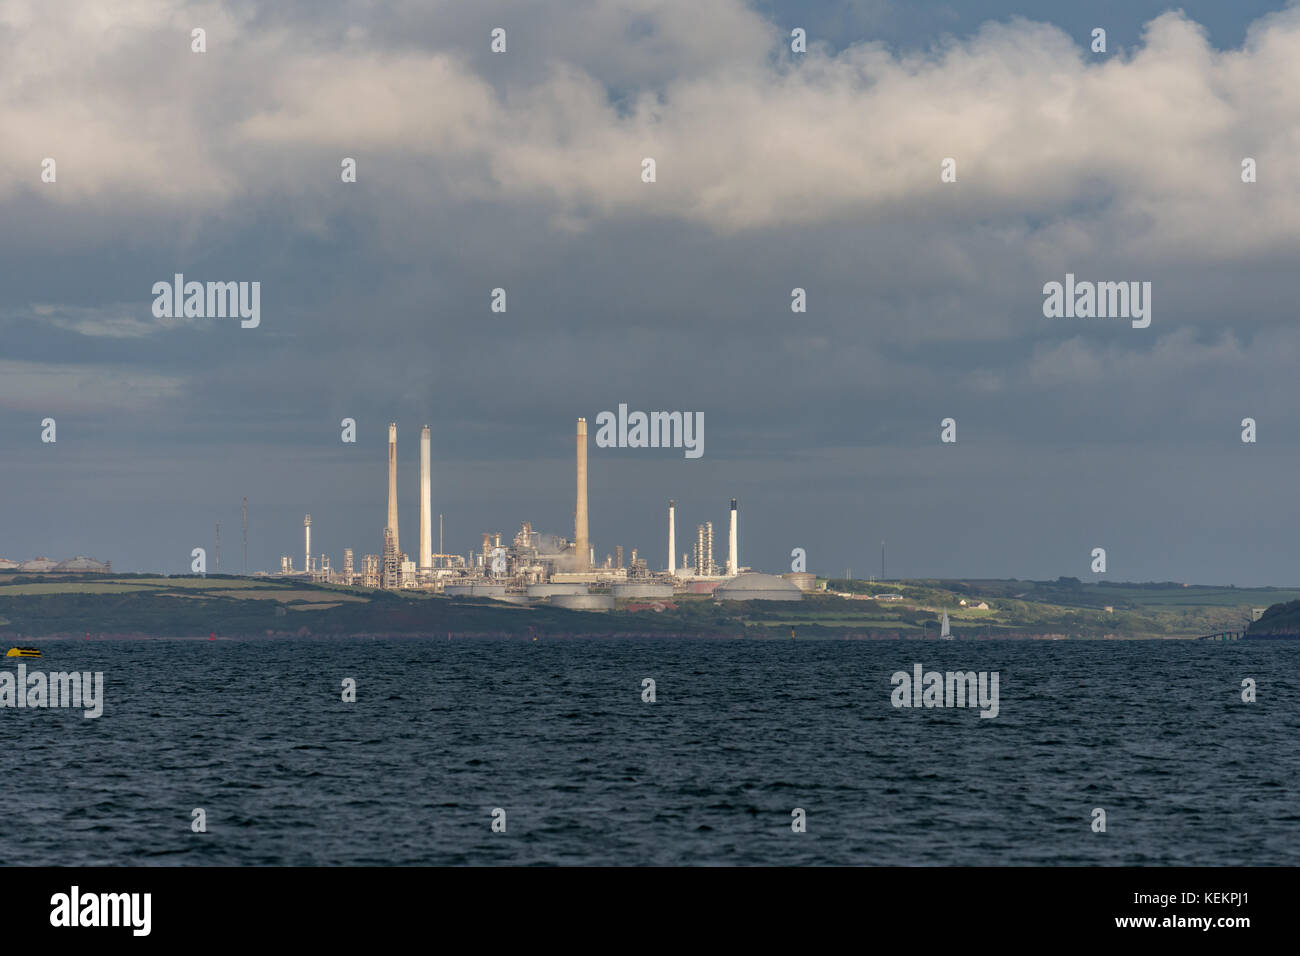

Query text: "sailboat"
[939, 611, 953, 640]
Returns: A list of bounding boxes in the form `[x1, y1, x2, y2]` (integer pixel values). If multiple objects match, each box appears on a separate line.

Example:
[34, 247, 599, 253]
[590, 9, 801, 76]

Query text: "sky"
[2, 0, 1300, 584]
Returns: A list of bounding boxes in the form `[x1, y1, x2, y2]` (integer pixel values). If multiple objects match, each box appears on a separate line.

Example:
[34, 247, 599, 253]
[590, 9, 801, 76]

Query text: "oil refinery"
[274, 418, 800, 607]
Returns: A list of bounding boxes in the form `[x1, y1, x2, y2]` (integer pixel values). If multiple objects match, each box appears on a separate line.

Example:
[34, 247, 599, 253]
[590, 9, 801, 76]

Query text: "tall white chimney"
[668, 499, 676, 576]
[304, 514, 311, 574]
[727, 498, 738, 576]
[575, 418, 589, 569]
[387, 423, 399, 554]
[419, 425, 432, 572]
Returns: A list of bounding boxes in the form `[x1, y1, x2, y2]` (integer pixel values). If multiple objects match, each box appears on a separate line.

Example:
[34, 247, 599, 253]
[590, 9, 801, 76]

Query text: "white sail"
[940, 611, 951, 639]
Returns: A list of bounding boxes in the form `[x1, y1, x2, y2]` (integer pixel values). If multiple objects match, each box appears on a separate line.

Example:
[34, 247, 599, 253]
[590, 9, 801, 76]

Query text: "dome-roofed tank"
[53, 556, 111, 573]
[714, 573, 803, 602]
[551, 593, 614, 612]
[526, 583, 591, 598]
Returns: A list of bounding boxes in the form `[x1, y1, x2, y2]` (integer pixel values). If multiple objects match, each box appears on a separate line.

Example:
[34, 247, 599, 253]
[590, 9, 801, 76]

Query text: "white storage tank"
[526, 583, 592, 598]
[611, 582, 675, 599]
[551, 593, 615, 612]
[714, 573, 803, 602]
[445, 583, 508, 599]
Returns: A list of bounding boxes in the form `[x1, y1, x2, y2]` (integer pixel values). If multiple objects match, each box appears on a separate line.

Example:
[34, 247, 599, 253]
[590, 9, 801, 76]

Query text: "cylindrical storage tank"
[611, 582, 675, 599]
[445, 583, 508, 598]
[782, 572, 817, 592]
[495, 592, 531, 605]
[526, 583, 591, 598]
[715, 573, 803, 602]
[551, 593, 615, 612]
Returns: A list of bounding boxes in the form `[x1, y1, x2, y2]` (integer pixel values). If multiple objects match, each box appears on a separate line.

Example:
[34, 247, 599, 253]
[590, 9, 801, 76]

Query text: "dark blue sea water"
[2, 638, 1298, 865]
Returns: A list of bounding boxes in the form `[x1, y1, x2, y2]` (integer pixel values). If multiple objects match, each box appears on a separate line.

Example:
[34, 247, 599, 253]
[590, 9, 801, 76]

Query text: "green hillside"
[1, 572, 1292, 640]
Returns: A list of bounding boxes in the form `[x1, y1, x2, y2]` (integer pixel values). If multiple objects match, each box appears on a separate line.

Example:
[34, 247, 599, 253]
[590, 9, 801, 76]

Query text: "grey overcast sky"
[3, 0, 1300, 584]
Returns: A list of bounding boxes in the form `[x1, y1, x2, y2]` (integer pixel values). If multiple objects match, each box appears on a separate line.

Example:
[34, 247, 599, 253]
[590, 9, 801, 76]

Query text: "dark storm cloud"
[2, 0, 1300, 583]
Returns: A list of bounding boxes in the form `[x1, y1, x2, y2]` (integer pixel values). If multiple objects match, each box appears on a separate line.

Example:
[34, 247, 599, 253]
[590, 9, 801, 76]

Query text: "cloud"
[2, 2, 1298, 256]
[3, 1, 1300, 580]
[0, 359, 184, 413]
[20, 303, 173, 338]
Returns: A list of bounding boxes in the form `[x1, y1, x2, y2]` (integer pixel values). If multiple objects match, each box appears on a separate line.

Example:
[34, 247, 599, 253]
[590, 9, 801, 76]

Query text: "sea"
[2, 637, 1297, 865]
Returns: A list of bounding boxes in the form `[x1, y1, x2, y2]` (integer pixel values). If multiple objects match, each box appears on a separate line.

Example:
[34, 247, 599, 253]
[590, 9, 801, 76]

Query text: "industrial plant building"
[276, 417, 798, 608]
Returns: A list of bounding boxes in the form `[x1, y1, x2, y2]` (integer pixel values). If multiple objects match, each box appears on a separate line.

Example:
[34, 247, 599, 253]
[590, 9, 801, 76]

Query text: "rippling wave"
[2, 637, 1296, 865]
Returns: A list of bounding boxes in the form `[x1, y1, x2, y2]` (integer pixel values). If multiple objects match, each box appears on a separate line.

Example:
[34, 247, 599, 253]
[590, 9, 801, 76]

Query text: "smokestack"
[419, 425, 432, 572]
[387, 423, 399, 554]
[668, 500, 676, 576]
[728, 498, 738, 576]
[575, 418, 589, 569]
[304, 514, 311, 574]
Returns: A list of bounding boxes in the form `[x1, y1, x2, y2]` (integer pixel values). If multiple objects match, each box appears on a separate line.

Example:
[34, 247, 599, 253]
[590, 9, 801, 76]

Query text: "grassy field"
[0, 582, 168, 595]
[158, 589, 368, 602]
[130, 578, 280, 589]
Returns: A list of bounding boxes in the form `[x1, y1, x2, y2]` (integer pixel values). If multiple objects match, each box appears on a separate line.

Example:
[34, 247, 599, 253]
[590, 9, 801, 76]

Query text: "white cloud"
[0, 358, 184, 412]
[2, 1, 1298, 261]
[1027, 326, 1253, 387]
